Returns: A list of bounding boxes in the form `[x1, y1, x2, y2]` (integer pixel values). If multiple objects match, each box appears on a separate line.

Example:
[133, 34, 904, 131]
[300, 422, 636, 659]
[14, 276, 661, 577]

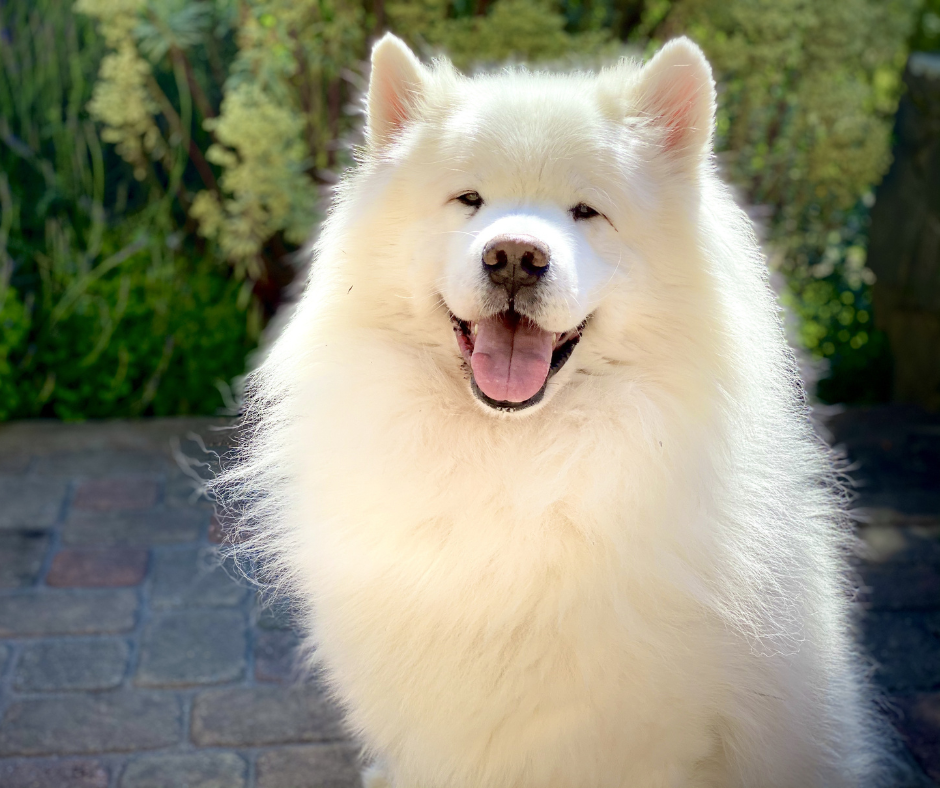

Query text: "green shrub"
[911, 0, 940, 51]
[779, 200, 892, 404]
[0, 0, 255, 419]
[0, 269, 31, 421]
[14, 228, 253, 420]
[658, 0, 919, 402]
[387, 0, 617, 67]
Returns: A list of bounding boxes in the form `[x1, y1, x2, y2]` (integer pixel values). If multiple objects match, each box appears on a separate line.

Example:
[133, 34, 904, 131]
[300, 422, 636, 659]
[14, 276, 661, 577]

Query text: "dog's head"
[326, 35, 718, 416]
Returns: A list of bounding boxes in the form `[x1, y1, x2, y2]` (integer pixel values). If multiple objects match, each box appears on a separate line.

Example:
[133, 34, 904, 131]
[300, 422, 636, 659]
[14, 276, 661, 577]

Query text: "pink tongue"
[470, 315, 554, 402]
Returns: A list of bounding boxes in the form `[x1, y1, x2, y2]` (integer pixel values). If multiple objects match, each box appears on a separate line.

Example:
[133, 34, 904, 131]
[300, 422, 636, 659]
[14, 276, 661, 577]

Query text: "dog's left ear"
[635, 37, 716, 164]
[367, 34, 428, 150]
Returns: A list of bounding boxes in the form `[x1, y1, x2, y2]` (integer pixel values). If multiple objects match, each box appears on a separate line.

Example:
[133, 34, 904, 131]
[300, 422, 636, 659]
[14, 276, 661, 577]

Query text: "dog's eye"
[571, 203, 599, 221]
[456, 191, 484, 209]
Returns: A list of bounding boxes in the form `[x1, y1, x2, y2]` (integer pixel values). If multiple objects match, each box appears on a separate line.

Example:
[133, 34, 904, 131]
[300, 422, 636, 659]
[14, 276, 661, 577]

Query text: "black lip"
[451, 312, 588, 412]
[470, 376, 548, 412]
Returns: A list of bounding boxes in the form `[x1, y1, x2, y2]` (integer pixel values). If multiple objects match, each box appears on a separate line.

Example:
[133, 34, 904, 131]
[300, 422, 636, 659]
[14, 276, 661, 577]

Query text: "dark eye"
[571, 203, 599, 221]
[456, 191, 484, 209]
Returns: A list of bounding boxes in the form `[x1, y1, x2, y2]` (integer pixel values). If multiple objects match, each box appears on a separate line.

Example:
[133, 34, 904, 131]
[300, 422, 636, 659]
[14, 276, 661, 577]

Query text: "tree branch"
[170, 46, 216, 122]
[146, 74, 220, 196]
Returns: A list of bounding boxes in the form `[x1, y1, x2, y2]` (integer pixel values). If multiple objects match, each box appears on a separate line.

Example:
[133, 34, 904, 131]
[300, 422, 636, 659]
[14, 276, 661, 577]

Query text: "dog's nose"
[482, 235, 550, 295]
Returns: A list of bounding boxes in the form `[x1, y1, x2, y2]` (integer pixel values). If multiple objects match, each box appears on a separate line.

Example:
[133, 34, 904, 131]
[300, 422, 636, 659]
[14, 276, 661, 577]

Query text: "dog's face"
[350, 35, 716, 416]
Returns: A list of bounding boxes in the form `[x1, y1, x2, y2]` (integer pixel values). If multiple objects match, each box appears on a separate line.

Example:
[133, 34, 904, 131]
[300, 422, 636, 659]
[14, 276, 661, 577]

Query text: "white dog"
[213, 34, 894, 787]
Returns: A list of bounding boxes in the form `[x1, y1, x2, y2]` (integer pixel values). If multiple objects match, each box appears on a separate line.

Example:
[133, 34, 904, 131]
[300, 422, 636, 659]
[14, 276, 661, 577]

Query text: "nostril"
[519, 248, 548, 276]
[483, 247, 509, 270]
[482, 234, 551, 286]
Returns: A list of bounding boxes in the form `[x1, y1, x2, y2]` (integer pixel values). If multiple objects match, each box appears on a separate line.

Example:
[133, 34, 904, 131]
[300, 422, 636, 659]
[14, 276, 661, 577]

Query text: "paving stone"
[892, 748, 939, 788]
[256, 629, 302, 683]
[206, 509, 245, 544]
[191, 684, 346, 746]
[0, 476, 68, 529]
[72, 477, 160, 512]
[254, 594, 297, 630]
[0, 691, 182, 756]
[859, 562, 940, 611]
[207, 512, 225, 543]
[827, 407, 940, 510]
[62, 509, 206, 546]
[0, 589, 138, 636]
[862, 612, 940, 693]
[0, 530, 51, 587]
[32, 450, 168, 477]
[857, 508, 940, 529]
[256, 744, 361, 788]
[0, 642, 10, 674]
[0, 449, 32, 473]
[858, 512, 940, 564]
[46, 547, 149, 588]
[0, 758, 110, 788]
[165, 471, 213, 510]
[135, 608, 246, 687]
[119, 751, 247, 788]
[0, 419, 225, 453]
[892, 693, 940, 782]
[14, 638, 129, 691]
[858, 490, 940, 515]
[150, 546, 247, 609]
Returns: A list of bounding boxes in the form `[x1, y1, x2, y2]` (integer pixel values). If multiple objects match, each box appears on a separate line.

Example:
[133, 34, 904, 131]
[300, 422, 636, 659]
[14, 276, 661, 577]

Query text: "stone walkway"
[0, 409, 937, 787]
[828, 406, 940, 786]
[0, 419, 355, 788]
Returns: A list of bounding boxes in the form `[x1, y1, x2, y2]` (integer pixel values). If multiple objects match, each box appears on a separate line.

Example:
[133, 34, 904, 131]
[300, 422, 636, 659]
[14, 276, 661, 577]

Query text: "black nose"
[482, 235, 550, 295]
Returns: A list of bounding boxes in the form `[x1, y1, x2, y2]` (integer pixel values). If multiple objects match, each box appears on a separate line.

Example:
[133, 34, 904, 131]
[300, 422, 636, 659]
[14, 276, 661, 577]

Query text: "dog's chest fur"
[294, 414, 728, 784]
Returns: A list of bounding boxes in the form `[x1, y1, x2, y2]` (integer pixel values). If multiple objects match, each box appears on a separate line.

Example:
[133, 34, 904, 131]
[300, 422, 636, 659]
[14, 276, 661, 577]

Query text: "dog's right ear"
[633, 37, 716, 166]
[366, 34, 428, 150]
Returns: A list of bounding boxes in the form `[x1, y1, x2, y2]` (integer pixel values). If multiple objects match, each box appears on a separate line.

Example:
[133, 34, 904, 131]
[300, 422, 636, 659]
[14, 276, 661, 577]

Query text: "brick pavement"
[0, 419, 357, 788]
[0, 410, 937, 787]
[827, 406, 940, 786]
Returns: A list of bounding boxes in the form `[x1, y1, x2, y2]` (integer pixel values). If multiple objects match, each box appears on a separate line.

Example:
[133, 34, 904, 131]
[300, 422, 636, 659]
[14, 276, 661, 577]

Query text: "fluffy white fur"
[212, 35, 893, 788]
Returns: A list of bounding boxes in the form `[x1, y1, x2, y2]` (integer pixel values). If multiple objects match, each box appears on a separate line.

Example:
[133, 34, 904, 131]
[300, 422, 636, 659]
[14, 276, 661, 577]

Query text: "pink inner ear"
[654, 73, 700, 153]
[372, 64, 419, 143]
[379, 74, 410, 134]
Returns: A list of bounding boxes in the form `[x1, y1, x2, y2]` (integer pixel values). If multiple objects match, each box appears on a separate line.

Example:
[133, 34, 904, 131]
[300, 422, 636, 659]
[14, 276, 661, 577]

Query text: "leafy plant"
[657, 0, 919, 402]
[911, 0, 940, 51]
[0, 0, 254, 419]
[388, 0, 617, 67]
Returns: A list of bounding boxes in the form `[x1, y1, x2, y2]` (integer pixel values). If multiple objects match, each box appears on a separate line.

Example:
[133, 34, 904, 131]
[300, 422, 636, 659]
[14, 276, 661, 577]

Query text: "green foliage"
[0, 0, 254, 419]
[388, 0, 617, 67]
[659, 0, 919, 402]
[667, 0, 915, 216]
[190, 0, 366, 276]
[191, 81, 319, 275]
[75, 0, 367, 280]
[911, 0, 940, 51]
[0, 267, 31, 421]
[778, 200, 892, 404]
[21, 234, 252, 419]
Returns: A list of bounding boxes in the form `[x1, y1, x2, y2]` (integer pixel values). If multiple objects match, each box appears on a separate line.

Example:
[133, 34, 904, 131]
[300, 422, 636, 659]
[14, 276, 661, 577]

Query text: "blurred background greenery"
[1, 0, 938, 419]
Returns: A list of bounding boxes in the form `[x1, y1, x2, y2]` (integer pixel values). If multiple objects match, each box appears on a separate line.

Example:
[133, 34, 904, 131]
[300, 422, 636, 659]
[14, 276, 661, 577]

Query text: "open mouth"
[450, 308, 587, 412]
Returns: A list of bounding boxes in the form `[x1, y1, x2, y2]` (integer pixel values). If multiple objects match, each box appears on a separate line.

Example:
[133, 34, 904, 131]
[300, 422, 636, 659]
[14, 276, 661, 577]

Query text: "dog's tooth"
[472, 324, 478, 336]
